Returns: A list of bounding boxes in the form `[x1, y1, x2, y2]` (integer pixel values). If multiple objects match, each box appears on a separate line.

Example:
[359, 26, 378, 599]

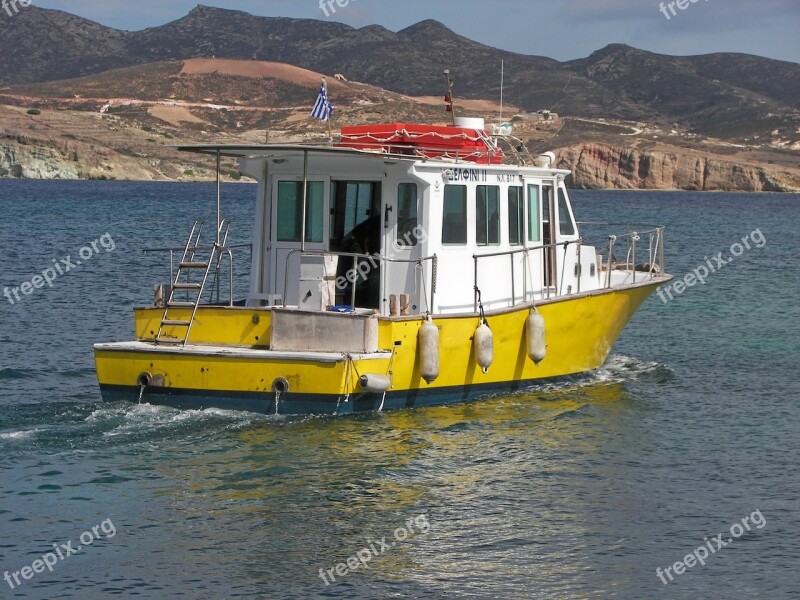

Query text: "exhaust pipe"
[271, 377, 290, 394]
[137, 372, 164, 387]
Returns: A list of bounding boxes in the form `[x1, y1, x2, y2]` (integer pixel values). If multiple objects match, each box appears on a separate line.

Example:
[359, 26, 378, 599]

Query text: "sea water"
[1, 181, 798, 598]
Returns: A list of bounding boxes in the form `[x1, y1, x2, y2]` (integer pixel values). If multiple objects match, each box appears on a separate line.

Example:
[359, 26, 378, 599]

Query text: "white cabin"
[183, 122, 659, 318]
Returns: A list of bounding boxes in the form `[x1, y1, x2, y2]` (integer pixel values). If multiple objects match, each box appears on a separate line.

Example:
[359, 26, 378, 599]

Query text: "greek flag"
[310, 79, 333, 121]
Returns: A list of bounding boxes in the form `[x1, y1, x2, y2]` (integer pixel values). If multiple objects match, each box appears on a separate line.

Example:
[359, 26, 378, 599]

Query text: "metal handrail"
[143, 242, 252, 253]
[472, 239, 577, 311]
[340, 134, 542, 168]
[213, 245, 234, 307]
[143, 243, 251, 297]
[282, 249, 438, 314]
[472, 223, 667, 310]
[576, 221, 664, 237]
[585, 224, 665, 278]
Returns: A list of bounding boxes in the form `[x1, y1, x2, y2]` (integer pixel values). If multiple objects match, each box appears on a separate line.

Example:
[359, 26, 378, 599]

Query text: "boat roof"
[176, 143, 571, 175]
[177, 144, 392, 160]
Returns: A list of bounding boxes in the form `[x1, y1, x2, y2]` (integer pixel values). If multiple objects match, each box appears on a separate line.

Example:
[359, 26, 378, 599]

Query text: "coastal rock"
[555, 143, 800, 192]
[0, 131, 161, 181]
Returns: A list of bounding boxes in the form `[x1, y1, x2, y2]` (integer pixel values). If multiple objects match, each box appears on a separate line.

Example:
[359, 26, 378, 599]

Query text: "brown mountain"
[2, 5, 797, 135]
[1, 5, 798, 190]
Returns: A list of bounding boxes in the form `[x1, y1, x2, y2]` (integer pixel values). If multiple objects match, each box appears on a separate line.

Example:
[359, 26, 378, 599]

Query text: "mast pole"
[216, 149, 221, 245]
[301, 149, 309, 252]
[444, 69, 456, 126]
[500, 60, 504, 122]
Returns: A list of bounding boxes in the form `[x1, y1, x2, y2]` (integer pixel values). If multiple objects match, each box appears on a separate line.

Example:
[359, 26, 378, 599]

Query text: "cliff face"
[3, 129, 799, 191]
[0, 135, 79, 179]
[0, 132, 162, 180]
[555, 143, 800, 192]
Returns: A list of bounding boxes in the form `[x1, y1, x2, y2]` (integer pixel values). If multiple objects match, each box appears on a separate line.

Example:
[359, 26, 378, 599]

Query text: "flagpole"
[311, 77, 334, 142]
[326, 78, 332, 142]
[327, 111, 332, 141]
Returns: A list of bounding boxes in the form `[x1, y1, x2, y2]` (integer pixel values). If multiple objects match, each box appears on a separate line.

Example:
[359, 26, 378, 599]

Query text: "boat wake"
[0, 428, 40, 441]
[1, 401, 286, 456]
[1, 356, 673, 451]
[594, 354, 675, 385]
[90, 402, 278, 439]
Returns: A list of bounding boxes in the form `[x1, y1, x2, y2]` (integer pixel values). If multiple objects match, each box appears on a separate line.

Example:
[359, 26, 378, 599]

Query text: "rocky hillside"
[2, 6, 798, 132]
[556, 143, 800, 192]
[0, 6, 798, 190]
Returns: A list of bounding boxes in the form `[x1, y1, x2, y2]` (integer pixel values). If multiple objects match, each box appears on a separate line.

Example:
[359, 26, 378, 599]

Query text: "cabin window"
[558, 187, 576, 236]
[442, 185, 467, 245]
[527, 185, 541, 242]
[330, 181, 381, 254]
[276, 181, 324, 242]
[396, 183, 419, 247]
[508, 186, 524, 246]
[476, 185, 500, 246]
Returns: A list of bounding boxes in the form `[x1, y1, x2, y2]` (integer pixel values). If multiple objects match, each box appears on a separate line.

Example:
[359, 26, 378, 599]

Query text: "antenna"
[500, 60, 504, 122]
[443, 69, 456, 126]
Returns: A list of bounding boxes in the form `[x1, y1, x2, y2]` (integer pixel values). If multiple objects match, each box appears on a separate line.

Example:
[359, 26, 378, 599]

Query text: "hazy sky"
[35, 0, 800, 63]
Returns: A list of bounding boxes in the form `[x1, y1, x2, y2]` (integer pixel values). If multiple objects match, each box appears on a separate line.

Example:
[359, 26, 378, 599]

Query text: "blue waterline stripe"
[100, 373, 586, 415]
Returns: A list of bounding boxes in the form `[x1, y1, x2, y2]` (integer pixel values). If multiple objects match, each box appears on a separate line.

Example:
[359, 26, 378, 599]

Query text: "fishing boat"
[93, 114, 671, 415]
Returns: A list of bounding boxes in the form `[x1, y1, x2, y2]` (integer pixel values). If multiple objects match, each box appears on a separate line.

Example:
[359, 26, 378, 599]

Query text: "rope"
[559, 241, 571, 294]
[377, 347, 397, 413]
[342, 128, 488, 144]
[474, 286, 487, 325]
[349, 354, 363, 381]
[417, 260, 429, 315]
[340, 353, 352, 407]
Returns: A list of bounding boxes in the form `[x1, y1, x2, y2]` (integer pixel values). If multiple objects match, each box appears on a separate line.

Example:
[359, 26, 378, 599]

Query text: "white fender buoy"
[474, 321, 494, 374]
[418, 316, 439, 384]
[359, 373, 391, 393]
[526, 308, 547, 365]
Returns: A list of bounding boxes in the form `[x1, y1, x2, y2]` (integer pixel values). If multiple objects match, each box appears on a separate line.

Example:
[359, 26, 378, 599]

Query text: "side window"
[442, 185, 467, 245]
[527, 184, 541, 242]
[476, 185, 500, 246]
[558, 187, 576, 236]
[277, 181, 324, 242]
[508, 186, 523, 246]
[397, 183, 418, 247]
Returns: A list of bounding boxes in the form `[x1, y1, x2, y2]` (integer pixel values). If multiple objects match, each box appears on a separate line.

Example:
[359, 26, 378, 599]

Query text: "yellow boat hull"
[94, 279, 663, 415]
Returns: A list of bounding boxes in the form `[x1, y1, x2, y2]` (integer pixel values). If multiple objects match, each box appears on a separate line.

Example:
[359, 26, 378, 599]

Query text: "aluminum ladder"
[155, 219, 230, 345]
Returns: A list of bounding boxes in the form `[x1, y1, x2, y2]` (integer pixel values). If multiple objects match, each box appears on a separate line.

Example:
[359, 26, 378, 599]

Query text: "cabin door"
[541, 183, 557, 289]
[522, 180, 549, 299]
[382, 181, 422, 316]
[270, 177, 329, 306]
[329, 180, 382, 309]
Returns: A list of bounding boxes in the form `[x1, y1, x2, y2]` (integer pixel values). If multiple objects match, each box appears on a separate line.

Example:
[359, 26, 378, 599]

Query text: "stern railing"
[143, 241, 252, 307]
